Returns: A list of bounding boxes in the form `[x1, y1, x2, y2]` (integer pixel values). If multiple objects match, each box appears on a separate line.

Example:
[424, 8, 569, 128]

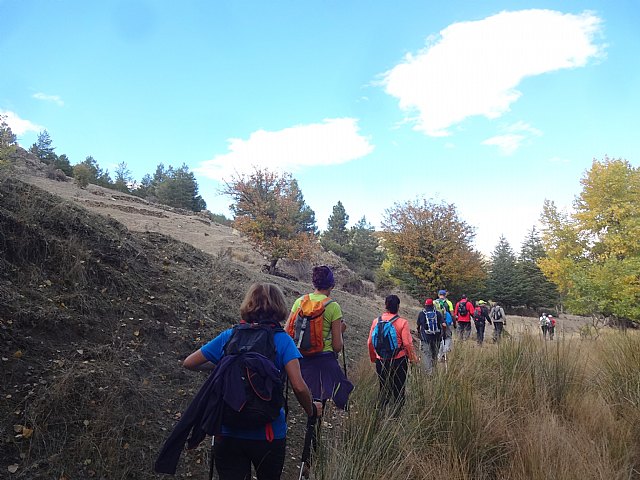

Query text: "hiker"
[548, 314, 556, 340]
[539, 313, 550, 339]
[286, 265, 352, 410]
[436, 289, 455, 361]
[473, 300, 492, 346]
[455, 294, 474, 341]
[417, 298, 447, 373]
[368, 294, 417, 410]
[155, 283, 322, 480]
[490, 302, 507, 343]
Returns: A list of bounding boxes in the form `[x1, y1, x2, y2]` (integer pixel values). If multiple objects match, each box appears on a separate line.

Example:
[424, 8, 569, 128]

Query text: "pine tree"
[346, 216, 384, 277]
[0, 115, 17, 164]
[54, 154, 73, 176]
[487, 236, 521, 306]
[78, 156, 102, 184]
[290, 179, 317, 234]
[155, 164, 207, 211]
[0, 114, 17, 148]
[29, 130, 57, 165]
[113, 161, 132, 193]
[519, 227, 559, 309]
[321, 201, 351, 256]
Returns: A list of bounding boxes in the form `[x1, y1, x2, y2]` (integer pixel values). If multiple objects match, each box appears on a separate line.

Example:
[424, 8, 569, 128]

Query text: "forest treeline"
[220, 157, 639, 323]
[1, 116, 638, 322]
[4, 127, 208, 214]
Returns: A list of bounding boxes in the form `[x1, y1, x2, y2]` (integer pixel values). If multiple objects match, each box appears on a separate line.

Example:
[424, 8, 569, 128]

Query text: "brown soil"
[0, 159, 391, 480]
[1, 153, 593, 479]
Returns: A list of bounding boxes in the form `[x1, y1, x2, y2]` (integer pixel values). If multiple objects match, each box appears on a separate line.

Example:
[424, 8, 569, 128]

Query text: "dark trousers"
[375, 356, 408, 410]
[474, 321, 486, 345]
[541, 325, 549, 339]
[549, 326, 555, 340]
[493, 322, 504, 342]
[214, 436, 286, 480]
[458, 321, 472, 340]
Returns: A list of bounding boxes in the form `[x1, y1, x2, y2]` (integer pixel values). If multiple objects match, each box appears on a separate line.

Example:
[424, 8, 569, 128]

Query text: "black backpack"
[457, 300, 468, 316]
[493, 307, 503, 320]
[221, 322, 285, 428]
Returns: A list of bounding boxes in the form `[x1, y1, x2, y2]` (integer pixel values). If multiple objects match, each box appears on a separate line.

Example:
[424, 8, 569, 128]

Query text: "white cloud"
[196, 118, 374, 180]
[0, 110, 43, 136]
[482, 134, 525, 155]
[482, 121, 542, 154]
[506, 121, 542, 136]
[33, 92, 64, 106]
[381, 9, 604, 136]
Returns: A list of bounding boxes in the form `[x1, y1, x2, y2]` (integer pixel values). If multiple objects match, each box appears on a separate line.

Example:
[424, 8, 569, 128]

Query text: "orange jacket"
[367, 312, 417, 363]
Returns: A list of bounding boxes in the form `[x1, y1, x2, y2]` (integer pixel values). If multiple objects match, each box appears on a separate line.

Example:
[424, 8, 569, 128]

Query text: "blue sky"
[1, 0, 638, 255]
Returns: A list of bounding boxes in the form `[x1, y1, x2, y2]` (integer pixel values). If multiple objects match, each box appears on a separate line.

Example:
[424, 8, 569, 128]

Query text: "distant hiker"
[368, 294, 417, 410]
[417, 298, 447, 373]
[455, 295, 474, 341]
[490, 302, 507, 343]
[286, 265, 352, 410]
[548, 314, 556, 340]
[539, 313, 550, 339]
[155, 283, 322, 480]
[436, 289, 455, 361]
[473, 300, 492, 346]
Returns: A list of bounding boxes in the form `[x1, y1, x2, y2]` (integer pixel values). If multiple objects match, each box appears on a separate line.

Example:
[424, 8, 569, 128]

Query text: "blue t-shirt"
[200, 328, 302, 440]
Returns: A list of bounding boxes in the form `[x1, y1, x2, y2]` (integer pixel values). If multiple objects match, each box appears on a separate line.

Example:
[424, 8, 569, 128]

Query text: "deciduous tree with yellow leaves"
[539, 157, 640, 322]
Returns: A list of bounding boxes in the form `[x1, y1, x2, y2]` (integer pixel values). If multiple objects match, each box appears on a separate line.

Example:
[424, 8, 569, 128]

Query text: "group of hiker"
[539, 312, 557, 340]
[156, 265, 517, 479]
[365, 290, 510, 408]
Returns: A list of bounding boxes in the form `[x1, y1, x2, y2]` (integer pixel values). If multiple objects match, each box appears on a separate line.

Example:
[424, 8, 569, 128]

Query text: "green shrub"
[73, 163, 92, 189]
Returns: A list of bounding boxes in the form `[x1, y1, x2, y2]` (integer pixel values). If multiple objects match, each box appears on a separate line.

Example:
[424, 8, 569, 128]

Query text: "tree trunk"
[268, 257, 278, 274]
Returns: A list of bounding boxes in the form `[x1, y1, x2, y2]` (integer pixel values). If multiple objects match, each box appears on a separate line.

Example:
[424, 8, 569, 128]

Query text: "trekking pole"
[342, 342, 348, 378]
[208, 436, 215, 480]
[298, 411, 318, 480]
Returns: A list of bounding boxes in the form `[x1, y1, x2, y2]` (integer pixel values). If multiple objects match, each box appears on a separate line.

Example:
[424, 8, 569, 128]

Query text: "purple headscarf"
[312, 265, 335, 290]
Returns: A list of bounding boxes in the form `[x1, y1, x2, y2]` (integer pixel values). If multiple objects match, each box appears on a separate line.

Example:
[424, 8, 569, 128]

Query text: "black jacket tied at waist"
[154, 352, 281, 475]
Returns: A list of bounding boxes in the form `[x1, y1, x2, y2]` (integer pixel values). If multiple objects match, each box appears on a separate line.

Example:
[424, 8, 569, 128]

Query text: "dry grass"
[314, 333, 640, 480]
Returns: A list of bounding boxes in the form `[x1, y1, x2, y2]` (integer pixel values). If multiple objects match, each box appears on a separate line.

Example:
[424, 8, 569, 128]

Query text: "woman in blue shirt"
[183, 283, 322, 480]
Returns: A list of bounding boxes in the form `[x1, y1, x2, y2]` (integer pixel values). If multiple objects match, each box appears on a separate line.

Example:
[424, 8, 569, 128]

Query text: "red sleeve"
[399, 319, 417, 363]
[367, 319, 377, 363]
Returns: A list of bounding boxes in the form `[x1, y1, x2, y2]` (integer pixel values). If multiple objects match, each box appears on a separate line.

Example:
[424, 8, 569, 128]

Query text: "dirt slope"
[0, 172, 391, 479]
[1, 156, 592, 479]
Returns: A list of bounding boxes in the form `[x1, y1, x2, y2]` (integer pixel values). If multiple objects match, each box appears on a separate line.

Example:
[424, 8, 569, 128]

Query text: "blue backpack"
[372, 315, 400, 359]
